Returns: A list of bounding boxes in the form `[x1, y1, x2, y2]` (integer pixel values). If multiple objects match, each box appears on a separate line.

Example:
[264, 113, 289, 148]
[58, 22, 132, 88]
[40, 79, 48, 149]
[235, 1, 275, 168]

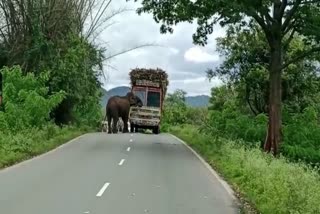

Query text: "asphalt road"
[0, 132, 239, 214]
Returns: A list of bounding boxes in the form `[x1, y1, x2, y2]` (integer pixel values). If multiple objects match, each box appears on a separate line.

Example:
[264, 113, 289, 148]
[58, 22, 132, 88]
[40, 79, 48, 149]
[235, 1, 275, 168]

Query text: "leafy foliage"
[0, 66, 65, 132]
[46, 35, 104, 125]
[0, 0, 107, 126]
[132, 0, 320, 47]
[0, 66, 92, 169]
[199, 85, 320, 164]
[207, 24, 320, 115]
[162, 89, 188, 126]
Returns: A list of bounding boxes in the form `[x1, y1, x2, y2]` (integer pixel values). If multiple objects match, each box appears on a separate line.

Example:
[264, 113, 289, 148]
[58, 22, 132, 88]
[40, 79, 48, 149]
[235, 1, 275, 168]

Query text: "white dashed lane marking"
[96, 182, 110, 197]
[118, 159, 125, 166]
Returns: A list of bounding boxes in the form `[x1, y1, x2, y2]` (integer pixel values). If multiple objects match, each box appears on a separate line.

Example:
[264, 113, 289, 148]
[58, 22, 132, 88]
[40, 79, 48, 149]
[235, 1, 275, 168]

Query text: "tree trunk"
[264, 38, 282, 156]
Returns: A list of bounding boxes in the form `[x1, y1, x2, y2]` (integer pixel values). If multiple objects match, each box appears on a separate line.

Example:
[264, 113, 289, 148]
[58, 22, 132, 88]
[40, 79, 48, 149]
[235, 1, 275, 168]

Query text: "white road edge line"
[118, 159, 126, 166]
[96, 182, 110, 197]
[169, 134, 237, 201]
[0, 133, 88, 173]
[127, 147, 131, 152]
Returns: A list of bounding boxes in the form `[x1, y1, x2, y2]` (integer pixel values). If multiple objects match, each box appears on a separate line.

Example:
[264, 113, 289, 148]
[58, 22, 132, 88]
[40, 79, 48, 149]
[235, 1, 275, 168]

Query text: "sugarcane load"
[129, 67, 169, 134]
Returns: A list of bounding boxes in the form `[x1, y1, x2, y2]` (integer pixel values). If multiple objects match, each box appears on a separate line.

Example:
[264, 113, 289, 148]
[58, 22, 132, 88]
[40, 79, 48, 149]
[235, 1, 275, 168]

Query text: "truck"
[128, 68, 169, 134]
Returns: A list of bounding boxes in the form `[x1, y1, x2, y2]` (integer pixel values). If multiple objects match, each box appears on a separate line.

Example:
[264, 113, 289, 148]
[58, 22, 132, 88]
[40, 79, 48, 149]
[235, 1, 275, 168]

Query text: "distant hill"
[100, 86, 210, 107]
[100, 86, 131, 107]
[185, 95, 210, 107]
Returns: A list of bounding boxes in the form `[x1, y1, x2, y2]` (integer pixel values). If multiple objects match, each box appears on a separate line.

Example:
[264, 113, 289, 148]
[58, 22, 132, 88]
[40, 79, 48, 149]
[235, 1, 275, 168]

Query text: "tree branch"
[287, 0, 319, 6]
[279, 0, 288, 18]
[248, 11, 273, 45]
[282, 0, 302, 33]
[258, 7, 275, 26]
[283, 17, 297, 35]
[282, 46, 320, 69]
[283, 28, 296, 51]
[104, 43, 163, 61]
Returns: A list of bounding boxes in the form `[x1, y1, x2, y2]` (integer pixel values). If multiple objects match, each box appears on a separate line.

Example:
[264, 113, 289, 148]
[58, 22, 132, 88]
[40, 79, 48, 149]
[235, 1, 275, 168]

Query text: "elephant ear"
[135, 95, 143, 107]
[126, 92, 135, 104]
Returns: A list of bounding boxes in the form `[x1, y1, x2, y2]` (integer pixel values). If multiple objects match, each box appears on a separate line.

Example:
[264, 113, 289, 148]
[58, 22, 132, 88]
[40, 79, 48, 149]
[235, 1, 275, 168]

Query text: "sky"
[92, 0, 226, 96]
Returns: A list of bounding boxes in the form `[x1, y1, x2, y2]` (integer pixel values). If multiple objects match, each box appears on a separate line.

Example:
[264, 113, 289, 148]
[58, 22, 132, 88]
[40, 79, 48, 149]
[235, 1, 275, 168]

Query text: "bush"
[0, 65, 93, 169]
[171, 125, 320, 214]
[0, 66, 65, 132]
[199, 100, 320, 164]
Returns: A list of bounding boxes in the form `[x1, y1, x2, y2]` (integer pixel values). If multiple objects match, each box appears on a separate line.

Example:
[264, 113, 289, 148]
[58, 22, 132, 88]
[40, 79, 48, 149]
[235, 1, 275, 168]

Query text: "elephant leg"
[107, 115, 112, 134]
[113, 116, 119, 134]
[122, 117, 129, 133]
[117, 118, 122, 132]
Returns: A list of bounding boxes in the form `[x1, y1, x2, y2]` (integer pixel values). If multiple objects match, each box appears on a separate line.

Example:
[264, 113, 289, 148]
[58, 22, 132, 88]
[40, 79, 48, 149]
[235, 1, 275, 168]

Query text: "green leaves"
[0, 66, 65, 132]
[162, 89, 188, 125]
[207, 23, 320, 115]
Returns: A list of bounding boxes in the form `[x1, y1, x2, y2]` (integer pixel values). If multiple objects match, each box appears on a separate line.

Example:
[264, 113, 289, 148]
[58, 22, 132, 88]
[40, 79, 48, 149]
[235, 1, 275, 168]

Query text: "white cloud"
[93, 0, 226, 96]
[170, 77, 222, 96]
[184, 47, 220, 63]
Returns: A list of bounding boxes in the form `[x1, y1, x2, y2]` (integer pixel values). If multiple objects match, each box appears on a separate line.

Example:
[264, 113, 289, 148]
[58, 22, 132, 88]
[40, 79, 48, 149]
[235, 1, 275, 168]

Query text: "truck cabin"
[132, 86, 162, 110]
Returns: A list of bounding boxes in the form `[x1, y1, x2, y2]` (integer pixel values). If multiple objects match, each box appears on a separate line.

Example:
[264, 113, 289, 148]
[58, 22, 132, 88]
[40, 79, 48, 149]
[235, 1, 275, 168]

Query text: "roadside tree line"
[130, 0, 320, 156]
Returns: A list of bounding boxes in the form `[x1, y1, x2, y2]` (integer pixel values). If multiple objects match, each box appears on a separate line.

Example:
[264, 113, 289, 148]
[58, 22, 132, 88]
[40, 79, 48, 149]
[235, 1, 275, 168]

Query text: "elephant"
[117, 117, 124, 132]
[101, 118, 123, 133]
[103, 92, 143, 134]
[101, 120, 108, 132]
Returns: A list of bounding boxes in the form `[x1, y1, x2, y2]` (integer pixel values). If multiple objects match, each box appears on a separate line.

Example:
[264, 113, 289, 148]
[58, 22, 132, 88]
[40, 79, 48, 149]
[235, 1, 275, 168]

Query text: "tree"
[166, 89, 187, 104]
[0, 0, 156, 125]
[208, 85, 237, 112]
[129, 0, 320, 155]
[163, 89, 187, 125]
[208, 24, 320, 115]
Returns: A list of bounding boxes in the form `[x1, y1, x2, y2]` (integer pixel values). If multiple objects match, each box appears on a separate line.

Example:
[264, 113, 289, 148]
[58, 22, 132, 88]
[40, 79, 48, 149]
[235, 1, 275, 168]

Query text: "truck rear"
[128, 68, 169, 134]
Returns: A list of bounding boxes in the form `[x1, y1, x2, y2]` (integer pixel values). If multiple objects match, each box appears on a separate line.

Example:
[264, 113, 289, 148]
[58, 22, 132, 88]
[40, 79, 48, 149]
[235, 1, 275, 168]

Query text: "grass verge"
[170, 125, 320, 214]
[0, 124, 93, 169]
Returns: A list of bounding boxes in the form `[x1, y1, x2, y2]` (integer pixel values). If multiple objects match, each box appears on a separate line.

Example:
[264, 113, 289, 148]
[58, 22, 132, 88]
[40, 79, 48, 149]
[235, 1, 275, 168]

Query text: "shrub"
[0, 66, 65, 132]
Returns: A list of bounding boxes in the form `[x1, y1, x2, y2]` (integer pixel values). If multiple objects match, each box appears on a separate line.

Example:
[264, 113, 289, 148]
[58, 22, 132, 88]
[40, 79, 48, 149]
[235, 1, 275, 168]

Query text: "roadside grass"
[0, 124, 92, 169]
[170, 125, 320, 214]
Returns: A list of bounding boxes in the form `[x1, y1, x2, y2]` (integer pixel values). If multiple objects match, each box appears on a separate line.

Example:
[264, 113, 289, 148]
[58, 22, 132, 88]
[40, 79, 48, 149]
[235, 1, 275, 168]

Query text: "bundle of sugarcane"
[129, 67, 169, 95]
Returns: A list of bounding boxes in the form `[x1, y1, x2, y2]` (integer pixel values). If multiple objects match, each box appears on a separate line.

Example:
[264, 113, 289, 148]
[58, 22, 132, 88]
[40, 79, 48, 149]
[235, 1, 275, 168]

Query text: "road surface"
[0, 133, 239, 214]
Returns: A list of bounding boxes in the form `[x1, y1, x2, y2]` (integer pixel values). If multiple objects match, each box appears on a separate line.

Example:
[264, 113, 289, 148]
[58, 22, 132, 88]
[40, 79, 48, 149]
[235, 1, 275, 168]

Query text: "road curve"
[0, 132, 239, 214]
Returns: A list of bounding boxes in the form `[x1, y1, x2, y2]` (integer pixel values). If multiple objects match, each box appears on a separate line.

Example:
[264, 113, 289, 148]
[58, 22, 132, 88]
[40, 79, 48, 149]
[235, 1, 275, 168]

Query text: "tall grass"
[0, 124, 91, 169]
[171, 125, 320, 214]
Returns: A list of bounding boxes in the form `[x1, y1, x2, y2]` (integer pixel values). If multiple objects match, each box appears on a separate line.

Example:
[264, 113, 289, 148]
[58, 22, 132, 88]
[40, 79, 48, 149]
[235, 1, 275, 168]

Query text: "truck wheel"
[153, 126, 160, 134]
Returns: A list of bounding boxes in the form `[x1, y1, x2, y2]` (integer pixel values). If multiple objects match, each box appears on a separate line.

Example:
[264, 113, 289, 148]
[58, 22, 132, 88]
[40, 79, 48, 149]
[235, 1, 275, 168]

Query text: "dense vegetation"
[0, 0, 126, 168]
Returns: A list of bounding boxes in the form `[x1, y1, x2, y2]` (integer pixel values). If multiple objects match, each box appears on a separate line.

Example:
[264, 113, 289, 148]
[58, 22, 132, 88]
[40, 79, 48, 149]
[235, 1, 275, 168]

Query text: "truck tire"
[153, 126, 160, 134]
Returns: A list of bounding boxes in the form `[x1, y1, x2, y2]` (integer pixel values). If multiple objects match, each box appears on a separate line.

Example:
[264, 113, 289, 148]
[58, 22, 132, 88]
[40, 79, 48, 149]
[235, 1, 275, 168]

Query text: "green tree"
[163, 89, 188, 125]
[130, 0, 320, 155]
[208, 85, 238, 111]
[209, 24, 320, 115]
